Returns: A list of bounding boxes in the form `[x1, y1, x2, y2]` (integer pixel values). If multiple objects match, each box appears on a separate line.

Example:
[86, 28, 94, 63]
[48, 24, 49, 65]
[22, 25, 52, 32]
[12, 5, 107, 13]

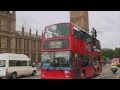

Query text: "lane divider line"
[95, 73, 113, 79]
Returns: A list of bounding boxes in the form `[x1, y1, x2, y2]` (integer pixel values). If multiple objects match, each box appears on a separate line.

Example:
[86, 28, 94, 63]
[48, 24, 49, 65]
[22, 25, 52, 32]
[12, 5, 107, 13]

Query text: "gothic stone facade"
[0, 11, 89, 62]
[70, 11, 89, 32]
[0, 11, 41, 63]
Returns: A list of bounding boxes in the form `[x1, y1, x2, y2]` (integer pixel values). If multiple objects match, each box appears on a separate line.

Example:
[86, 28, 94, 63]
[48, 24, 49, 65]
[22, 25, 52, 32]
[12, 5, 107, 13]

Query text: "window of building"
[38, 42, 41, 50]
[27, 40, 29, 50]
[34, 54, 36, 61]
[7, 38, 11, 50]
[0, 38, 1, 48]
[34, 41, 36, 49]
[31, 40, 34, 50]
[7, 20, 11, 31]
[31, 53, 34, 62]
[38, 53, 41, 62]
[16, 39, 17, 50]
[24, 39, 29, 50]
[0, 20, 1, 30]
[24, 40, 25, 50]
[16, 39, 21, 50]
[31, 40, 36, 50]
[19, 39, 21, 49]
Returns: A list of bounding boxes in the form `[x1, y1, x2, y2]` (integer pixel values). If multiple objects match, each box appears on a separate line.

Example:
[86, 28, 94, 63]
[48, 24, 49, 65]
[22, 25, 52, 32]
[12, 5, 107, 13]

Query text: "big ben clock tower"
[0, 11, 16, 53]
[70, 11, 89, 32]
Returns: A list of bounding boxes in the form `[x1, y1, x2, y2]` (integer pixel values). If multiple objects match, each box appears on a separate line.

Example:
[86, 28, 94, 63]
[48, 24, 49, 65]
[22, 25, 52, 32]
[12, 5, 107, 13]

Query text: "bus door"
[77, 55, 81, 79]
[80, 54, 93, 78]
[73, 53, 81, 79]
[92, 56, 101, 75]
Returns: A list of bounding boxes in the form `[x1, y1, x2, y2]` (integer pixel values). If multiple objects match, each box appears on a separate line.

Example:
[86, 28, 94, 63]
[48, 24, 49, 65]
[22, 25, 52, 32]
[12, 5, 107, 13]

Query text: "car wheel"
[11, 73, 17, 79]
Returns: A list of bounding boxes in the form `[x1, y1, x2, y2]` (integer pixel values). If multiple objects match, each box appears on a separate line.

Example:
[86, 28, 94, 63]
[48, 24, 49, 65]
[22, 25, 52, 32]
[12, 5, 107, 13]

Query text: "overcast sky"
[16, 11, 120, 49]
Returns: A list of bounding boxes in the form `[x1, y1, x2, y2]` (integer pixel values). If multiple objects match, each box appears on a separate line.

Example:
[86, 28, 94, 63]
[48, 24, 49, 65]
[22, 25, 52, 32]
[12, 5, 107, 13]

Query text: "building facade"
[0, 11, 16, 53]
[0, 11, 89, 63]
[70, 11, 89, 32]
[16, 28, 41, 63]
[0, 11, 41, 63]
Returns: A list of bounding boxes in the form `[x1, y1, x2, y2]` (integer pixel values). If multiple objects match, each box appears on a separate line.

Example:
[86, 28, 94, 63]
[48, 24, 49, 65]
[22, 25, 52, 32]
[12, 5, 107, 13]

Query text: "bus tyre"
[11, 73, 17, 79]
[81, 72, 86, 79]
[32, 70, 36, 76]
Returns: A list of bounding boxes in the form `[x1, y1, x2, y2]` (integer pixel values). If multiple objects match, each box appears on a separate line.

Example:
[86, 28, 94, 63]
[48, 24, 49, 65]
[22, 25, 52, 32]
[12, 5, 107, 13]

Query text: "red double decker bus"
[41, 22, 102, 79]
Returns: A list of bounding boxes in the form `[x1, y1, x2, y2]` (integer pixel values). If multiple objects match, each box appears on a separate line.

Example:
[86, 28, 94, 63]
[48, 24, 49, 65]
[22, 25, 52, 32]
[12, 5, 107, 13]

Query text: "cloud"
[16, 11, 120, 49]
[89, 11, 120, 49]
[98, 31, 120, 49]
[16, 11, 69, 34]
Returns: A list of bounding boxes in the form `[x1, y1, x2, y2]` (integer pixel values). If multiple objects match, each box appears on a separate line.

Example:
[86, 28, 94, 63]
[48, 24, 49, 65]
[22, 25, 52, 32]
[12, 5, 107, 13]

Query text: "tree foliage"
[102, 48, 120, 61]
[113, 48, 120, 57]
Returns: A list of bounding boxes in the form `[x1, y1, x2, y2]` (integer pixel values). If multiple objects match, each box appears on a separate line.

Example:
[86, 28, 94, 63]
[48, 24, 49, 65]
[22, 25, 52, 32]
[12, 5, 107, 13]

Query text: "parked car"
[0, 53, 37, 79]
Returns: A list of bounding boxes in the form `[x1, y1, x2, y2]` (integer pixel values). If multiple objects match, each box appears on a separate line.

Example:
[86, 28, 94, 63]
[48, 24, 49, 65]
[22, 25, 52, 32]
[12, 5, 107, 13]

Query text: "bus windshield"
[41, 51, 71, 70]
[45, 23, 70, 38]
[0, 60, 6, 67]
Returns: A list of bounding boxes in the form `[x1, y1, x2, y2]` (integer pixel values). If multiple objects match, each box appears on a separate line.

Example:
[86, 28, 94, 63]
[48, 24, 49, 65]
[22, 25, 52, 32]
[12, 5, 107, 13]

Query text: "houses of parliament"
[0, 11, 89, 63]
[0, 11, 41, 63]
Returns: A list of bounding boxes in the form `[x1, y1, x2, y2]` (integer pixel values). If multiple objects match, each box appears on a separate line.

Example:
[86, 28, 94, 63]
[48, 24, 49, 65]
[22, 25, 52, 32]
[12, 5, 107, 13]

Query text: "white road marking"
[96, 77, 100, 79]
[105, 75, 109, 76]
[95, 73, 113, 79]
[100, 76, 105, 77]
[98, 74, 102, 76]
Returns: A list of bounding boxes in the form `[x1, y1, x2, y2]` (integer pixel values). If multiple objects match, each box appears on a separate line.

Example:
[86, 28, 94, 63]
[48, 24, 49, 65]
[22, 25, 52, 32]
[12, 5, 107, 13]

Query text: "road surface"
[18, 64, 120, 79]
[92, 64, 120, 79]
[18, 71, 41, 79]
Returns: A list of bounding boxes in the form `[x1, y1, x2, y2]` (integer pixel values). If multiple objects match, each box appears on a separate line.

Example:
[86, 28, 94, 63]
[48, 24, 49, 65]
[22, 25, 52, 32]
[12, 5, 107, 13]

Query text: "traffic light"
[95, 30, 97, 38]
[91, 28, 97, 38]
[91, 28, 95, 38]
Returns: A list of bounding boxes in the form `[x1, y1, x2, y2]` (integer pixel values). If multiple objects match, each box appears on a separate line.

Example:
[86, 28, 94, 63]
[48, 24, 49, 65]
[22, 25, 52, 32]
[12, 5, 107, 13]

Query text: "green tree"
[112, 48, 120, 58]
[102, 48, 115, 60]
[102, 56, 107, 61]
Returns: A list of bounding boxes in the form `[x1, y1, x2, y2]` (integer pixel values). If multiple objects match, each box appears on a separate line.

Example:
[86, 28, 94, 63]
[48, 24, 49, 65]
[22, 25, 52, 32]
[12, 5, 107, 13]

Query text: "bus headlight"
[64, 71, 70, 78]
[41, 74, 45, 77]
[64, 71, 70, 74]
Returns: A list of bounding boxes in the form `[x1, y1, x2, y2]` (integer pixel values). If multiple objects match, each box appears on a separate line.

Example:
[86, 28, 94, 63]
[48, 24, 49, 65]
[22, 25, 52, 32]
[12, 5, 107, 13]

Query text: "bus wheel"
[11, 73, 17, 79]
[81, 72, 86, 79]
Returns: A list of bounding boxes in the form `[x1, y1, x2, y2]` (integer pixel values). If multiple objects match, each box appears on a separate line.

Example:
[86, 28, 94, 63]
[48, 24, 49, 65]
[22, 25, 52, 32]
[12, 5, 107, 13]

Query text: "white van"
[0, 53, 37, 79]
